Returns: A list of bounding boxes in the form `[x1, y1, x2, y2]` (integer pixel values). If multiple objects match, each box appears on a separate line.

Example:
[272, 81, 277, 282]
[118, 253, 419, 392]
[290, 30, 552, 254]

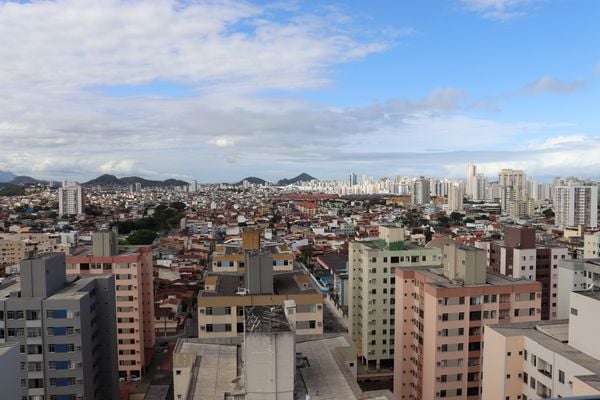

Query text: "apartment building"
[555, 258, 600, 319]
[349, 226, 442, 370]
[65, 230, 155, 381]
[553, 182, 598, 228]
[499, 169, 527, 213]
[583, 232, 600, 258]
[211, 230, 294, 273]
[0, 233, 70, 267]
[482, 290, 600, 400]
[393, 241, 541, 400]
[0, 253, 119, 400]
[58, 181, 85, 216]
[198, 229, 323, 338]
[475, 226, 569, 320]
[198, 263, 323, 338]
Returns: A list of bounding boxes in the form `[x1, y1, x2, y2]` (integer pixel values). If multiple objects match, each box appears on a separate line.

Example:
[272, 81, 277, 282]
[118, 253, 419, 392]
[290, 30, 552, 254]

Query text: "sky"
[0, 0, 599, 183]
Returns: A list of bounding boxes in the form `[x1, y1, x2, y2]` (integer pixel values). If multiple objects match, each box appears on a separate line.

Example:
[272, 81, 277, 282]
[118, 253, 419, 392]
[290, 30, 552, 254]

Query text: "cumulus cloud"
[459, 0, 537, 21]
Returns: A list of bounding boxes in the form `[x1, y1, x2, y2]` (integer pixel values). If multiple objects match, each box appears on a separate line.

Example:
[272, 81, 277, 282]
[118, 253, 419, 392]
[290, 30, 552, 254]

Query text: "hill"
[234, 176, 268, 186]
[9, 175, 48, 185]
[84, 174, 188, 188]
[0, 170, 16, 183]
[84, 174, 122, 186]
[276, 173, 317, 186]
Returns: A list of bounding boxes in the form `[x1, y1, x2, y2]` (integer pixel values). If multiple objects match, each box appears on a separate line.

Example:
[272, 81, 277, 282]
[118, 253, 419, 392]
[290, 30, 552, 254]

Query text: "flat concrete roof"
[174, 340, 238, 400]
[296, 336, 391, 400]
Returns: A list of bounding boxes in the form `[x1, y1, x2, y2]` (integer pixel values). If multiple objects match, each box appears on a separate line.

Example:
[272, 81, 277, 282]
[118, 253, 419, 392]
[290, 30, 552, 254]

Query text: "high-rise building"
[0, 253, 119, 400]
[475, 225, 569, 320]
[583, 232, 600, 258]
[349, 226, 442, 370]
[412, 176, 431, 205]
[447, 184, 464, 213]
[553, 181, 598, 228]
[498, 169, 527, 212]
[482, 291, 600, 399]
[466, 163, 477, 199]
[65, 230, 155, 381]
[393, 240, 542, 400]
[189, 180, 199, 192]
[472, 174, 487, 201]
[58, 181, 85, 216]
[350, 173, 358, 187]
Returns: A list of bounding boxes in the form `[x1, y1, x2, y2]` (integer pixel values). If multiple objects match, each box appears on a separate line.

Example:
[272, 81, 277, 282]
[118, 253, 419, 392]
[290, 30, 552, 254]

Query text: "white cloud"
[460, 0, 536, 21]
[209, 137, 235, 148]
[525, 76, 587, 95]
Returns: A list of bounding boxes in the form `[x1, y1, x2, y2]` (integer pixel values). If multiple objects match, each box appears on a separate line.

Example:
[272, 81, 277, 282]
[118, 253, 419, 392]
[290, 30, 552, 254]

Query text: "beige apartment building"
[393, 241, 541, 400]
[66, 230, 155, 381]
[349, 225, 442, 369]
[0, 233, 70, 266]
[198, 229, 323, 338]
[212, 233, 294, 273]
[482, 290, 600, 400]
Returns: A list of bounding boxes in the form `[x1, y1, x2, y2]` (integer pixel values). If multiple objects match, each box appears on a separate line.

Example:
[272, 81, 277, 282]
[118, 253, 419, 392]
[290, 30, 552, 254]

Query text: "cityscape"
[1, 1, 600, 400]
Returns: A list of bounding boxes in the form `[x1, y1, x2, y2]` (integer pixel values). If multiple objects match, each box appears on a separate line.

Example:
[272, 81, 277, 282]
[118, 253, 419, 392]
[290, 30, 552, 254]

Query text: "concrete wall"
[0, 343, 21, 399]
[568, 292, 600, 360]
[244, 331, 295, 400]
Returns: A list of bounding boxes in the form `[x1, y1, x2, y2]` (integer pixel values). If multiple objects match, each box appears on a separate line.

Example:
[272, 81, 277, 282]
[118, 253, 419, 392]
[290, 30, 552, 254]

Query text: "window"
[206, 324, 213, 332]
[558, 370, 565, 384]
[570, 307, 578, 316]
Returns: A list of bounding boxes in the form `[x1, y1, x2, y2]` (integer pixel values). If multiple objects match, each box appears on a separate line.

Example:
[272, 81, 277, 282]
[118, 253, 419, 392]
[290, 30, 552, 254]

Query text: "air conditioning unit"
[77, 362, 82, 367]
[317, 322, 322, 327]
[77, 379, 83, 384]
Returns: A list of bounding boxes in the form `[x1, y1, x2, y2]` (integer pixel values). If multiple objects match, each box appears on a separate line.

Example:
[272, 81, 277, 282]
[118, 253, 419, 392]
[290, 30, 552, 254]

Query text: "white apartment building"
[556, 258, 600, 319]
[482, 291, 600, 400]
[348, 226, 441, 369]
[58, 181, 85, 216]
[553, 182, 598, 228]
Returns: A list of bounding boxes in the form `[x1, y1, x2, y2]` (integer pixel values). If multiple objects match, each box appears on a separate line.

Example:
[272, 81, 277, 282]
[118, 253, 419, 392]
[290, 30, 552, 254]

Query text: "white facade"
[58, 181, 85, 216]
[466, 162, 476, 199]
[554, 183, 598, 228]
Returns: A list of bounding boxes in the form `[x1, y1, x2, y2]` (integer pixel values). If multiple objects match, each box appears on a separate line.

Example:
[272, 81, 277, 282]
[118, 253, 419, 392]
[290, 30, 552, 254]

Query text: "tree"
[299, 245, 314, 268]
[127, 229, 157, 245]
[542, 208, 555, 218]
[449, 212, 464, 224]
[169, 201, 186, 212]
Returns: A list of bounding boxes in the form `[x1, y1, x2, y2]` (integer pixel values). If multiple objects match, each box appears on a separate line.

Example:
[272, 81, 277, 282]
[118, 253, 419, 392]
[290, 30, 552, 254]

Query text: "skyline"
[1, 0, 599, 182]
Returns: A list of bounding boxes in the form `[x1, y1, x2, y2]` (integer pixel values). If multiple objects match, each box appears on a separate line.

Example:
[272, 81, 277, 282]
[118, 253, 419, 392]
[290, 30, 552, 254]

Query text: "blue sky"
[0, 0, 599, 182]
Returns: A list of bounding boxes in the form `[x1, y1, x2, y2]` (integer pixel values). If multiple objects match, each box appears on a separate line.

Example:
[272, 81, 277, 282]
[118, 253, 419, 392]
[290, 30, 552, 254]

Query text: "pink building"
[66, 230, 155, 381]
[394, 241, 541, 400]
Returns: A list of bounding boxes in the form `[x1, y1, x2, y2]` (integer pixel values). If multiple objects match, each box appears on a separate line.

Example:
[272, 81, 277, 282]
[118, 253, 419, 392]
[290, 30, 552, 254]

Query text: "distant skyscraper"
[447, 184, 464, 212]
[498, 169, 527, 212]
[349, 173, 358, 187]
[472, 174, 487, 201]
[466, 162, 477, 199]
[58, 181, 85, 216]
[189, 179, 199, 192]
[412, 176, 431, 205]
[553, 181, 598, 228]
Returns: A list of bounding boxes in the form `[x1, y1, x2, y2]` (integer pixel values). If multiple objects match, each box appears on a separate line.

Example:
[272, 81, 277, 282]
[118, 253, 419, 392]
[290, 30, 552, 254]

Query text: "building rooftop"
[173, 340, 238, 400]
[200, 270, 319, 297]
[414, 267, 537, 289]
[70, 245, 147, 257]
[245, 305, 292, 333]
[573, 289, 600, 301]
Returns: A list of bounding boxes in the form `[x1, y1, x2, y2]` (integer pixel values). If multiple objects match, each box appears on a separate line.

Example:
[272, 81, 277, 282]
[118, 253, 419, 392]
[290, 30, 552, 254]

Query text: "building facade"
[393, 241, 542, 400]
[65, 230, 155, 381]
[553, 182, 598, 228]
[0, 253, 119, 400]
[58, 181, 85, 216]
[475, 226, 569, 320]
[349, 226, 442, 369]
[482, 291, 600, 400]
